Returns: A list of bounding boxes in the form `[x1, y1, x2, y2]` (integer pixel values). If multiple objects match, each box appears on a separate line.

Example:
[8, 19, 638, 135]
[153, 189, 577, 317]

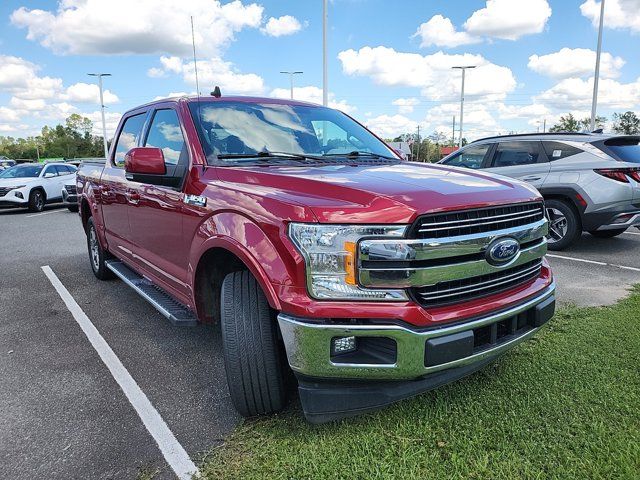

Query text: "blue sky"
[0, 0, 639, 141]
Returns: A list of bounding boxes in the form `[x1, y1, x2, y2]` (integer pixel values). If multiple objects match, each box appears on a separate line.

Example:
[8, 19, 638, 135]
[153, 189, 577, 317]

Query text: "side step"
[105, 260, 198, 327]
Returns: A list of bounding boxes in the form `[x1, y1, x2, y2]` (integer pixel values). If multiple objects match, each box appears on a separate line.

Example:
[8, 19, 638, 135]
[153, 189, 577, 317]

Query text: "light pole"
[590, 0, 605, 131]
[88, 73, 111, 158]
[322, 0, 328, 106]
[280, 71, 303, 99]
[452, 66, 475, 147]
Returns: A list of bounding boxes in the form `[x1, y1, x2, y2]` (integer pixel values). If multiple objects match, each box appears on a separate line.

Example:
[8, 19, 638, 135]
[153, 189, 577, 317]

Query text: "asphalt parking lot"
[1, 205, 639, 479]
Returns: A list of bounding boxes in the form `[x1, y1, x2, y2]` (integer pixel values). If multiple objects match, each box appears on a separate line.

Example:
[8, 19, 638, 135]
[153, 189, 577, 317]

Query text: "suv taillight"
[594, 168, 640, 183]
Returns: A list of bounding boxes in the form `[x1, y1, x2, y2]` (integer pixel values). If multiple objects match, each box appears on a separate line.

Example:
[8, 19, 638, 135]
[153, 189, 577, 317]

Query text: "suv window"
[114, 113, 147, 167]
[144, 109, 186, 167]
[43, 165, 58, 177]
[493, 141, 540, 167]
[442, 144, 490, 169]
[541, 141, 582, 160]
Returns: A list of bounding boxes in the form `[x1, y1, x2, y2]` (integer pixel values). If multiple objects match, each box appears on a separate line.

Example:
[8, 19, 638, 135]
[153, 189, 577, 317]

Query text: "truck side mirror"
[124, 147, 166, 176]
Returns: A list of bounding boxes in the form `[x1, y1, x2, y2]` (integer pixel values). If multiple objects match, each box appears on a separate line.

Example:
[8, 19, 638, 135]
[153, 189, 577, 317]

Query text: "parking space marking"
[622, 231, 640, 236]
[25, 209, 65, 218]
[41, 266, 199, 480]
[547, 254, 640, 273]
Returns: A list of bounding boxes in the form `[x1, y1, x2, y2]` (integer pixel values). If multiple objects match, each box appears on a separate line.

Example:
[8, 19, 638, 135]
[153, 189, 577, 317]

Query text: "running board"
[105, 260, 198, 327]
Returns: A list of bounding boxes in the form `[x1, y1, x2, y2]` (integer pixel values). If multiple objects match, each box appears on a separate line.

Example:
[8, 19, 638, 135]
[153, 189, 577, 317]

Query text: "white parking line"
[547, 254, 640, 272]
[622, 230, 640, 236]
[41, 265, 199, 480]
[25, 209, 65, 218]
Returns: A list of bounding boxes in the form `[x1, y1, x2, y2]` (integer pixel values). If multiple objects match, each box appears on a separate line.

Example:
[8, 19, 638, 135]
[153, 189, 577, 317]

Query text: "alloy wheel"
[89, 227, 100, 272]
[546, 207, 568, 244]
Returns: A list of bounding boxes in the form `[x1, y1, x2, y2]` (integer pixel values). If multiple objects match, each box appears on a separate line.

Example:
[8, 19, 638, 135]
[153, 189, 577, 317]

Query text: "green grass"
[199, 289, 640, 480]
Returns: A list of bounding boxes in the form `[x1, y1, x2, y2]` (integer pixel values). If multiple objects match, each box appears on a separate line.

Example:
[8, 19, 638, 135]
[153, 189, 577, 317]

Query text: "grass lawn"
[199, 288, 640, 480]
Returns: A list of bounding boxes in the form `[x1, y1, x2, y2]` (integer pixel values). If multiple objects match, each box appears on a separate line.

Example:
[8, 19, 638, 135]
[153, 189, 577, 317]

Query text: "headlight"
[288, 223, 408, 301]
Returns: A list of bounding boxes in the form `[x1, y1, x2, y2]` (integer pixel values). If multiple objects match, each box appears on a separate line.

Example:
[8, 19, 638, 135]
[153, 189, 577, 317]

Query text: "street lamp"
[88, 73, 111, 158]
[322, 0, 328, 106]
[280, 71, 303, 99]
[452, 66, 476, 147]
[590, 0, 605, 131]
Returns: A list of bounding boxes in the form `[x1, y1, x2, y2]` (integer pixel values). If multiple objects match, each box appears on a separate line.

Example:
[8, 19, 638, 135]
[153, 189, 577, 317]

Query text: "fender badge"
[184, 194, 207, 207]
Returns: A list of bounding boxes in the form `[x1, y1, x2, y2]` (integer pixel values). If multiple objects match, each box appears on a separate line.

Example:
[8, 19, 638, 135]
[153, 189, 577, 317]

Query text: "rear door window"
[541, 141, 582, 160]
[492, 141, 541, 167]
[442, 144, 491, 169]
[114, 113, 147, 167]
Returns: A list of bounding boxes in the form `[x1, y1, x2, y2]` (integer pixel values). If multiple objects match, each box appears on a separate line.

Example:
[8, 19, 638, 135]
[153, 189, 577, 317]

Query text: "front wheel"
[545, 199, 581, 251]
[588, 228, 627, 238]
[67, 204, 79, 213]
[220, 270, 287, 417]
[87, 217, 114, 280]
[28, 189, 45, 212]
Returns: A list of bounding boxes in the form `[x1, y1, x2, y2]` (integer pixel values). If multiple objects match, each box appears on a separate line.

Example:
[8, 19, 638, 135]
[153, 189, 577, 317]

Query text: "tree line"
[0, 114, 107, 160]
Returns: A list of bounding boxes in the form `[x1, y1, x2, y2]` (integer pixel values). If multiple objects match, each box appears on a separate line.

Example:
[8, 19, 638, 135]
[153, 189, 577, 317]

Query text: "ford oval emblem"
[487, 238, 520, 266]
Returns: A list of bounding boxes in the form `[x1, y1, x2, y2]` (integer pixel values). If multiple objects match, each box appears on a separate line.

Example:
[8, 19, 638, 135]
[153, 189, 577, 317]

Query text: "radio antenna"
[190, 16, 200, 97]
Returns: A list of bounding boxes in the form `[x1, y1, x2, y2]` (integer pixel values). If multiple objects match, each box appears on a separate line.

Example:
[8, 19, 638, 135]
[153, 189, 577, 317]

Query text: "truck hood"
[216, 162, 541, 223]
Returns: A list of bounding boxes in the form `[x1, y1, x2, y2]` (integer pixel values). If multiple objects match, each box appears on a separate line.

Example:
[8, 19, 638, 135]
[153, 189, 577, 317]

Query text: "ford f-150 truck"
[77, 94, 555, 423]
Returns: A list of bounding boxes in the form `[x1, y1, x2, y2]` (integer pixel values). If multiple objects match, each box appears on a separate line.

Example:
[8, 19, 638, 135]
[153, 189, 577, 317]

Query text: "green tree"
[550, 113, 606, 133]
[612, 111, 640, 134]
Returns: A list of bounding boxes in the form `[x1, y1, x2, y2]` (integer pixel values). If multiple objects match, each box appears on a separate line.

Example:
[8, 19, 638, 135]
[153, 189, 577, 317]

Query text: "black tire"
[545, 199, 581, 251]
[220, 270, 286, 417]
[588, 228, 627, 238]
[86, 217, 114, 280]
[28, 189, 45, 212]
[67, 204, 79, 213]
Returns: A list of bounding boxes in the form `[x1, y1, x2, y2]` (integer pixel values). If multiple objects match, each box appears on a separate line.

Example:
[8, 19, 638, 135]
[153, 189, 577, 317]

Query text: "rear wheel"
[545, 199, 581, 251]
[588, 228, 627, 238]
[28, 189, 45, 212]
[87, 217, 114, 280]
[220, 270, 287, 417]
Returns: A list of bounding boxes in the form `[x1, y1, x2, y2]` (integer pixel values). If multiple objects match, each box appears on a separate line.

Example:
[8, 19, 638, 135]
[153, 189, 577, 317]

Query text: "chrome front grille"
[358, 202, 549, 307]
[0, 187, 12, 197]
[410, 202, 545, 239]
[413, 259, 543, 307]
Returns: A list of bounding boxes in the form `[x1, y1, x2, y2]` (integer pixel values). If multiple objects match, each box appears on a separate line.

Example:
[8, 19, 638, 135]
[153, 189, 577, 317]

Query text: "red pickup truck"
[77, 94, 555, 423]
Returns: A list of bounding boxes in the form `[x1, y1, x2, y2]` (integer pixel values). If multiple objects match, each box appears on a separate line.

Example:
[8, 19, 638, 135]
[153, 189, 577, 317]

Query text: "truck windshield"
[188, 101, 398, 164]
[0, 164, 43, 178]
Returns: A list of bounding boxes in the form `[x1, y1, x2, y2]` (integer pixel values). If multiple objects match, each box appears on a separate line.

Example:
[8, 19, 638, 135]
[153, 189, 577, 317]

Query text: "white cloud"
[338, 46, 516, 102]
[413, 15, 480, 48]
[261, 15, 304, 37]
[147, 67, 166, 78]
[61, 83, 120, 104]
[536, 76, 640, 110]
[580, 0, 640, 33]
[464, 0, 552, 40]
[86, 111, 123, 138]
[364, 114, 418, 139]
[0, 55, 62, 100]
[11, 0, 264, 57]
[269, 86, 356, 114]
[498, 103, 551, 121]
[392, 98, 420, 114]
[528, 48, 625, 79]
[0, 107, 21, 123]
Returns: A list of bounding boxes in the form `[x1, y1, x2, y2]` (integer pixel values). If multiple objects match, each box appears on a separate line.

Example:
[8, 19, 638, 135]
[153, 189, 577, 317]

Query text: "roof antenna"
[211, 86, 222, 98]
[190, 16, 200, 97]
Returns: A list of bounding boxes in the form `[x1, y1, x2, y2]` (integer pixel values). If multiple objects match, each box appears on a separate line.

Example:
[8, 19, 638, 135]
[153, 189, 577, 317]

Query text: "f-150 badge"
[184, 194, 207, 207]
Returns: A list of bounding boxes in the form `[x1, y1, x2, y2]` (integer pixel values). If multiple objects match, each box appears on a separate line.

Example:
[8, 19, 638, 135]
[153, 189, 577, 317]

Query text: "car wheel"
[87, 217, 114, 280]
[28, 189, 45, 212]
[220, 270, 287, 417]
[67, 205, 79, 213]
[588, 228, 627, 238]
[545, 199, 581, 251]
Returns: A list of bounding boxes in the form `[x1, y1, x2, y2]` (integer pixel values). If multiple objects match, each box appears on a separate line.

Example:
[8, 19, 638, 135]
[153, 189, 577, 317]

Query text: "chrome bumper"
[278, 281, 555, 381]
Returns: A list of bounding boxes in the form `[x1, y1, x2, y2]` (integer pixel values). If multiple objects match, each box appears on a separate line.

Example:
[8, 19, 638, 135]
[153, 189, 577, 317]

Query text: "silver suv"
[439, 133, 640, 250]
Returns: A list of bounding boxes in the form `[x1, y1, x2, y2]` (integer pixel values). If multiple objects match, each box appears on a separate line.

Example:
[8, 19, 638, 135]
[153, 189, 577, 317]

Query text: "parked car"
[439, 133, 640, 250]
[0, 162, 77, 212]
[0, 159, 16, 171]
[62, 180, 79, 212]
[77, 94, 555, 423]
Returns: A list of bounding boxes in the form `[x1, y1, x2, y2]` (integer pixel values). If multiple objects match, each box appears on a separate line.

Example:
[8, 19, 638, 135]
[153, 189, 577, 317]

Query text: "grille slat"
[413, 259, 542, 307]
[0, 187, 13, 197]
[412, 202, 545, 239]
[64, 185, 77, 194]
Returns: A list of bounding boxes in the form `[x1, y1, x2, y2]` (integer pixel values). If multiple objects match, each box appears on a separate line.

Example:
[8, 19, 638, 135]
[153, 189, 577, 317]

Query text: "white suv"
[439, 133, 640, 250]
[0, 162, 77, 212]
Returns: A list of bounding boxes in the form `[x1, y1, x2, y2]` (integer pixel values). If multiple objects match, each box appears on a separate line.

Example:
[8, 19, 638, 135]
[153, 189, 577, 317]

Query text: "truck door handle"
[127, 191, 140, 204]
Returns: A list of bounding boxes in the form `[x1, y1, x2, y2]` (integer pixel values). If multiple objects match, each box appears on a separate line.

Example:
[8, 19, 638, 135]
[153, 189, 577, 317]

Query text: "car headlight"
[288, 223, 409, 301]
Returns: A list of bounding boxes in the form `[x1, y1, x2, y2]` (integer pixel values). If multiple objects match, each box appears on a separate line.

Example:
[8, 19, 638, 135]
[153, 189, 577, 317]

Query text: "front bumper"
[62, 189, 78, 205]
[278, 282, 555, 422]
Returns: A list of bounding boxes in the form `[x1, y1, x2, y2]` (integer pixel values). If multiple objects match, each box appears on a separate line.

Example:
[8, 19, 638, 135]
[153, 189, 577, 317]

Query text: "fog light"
[331, 336, 357, 355]
[15, 191, 23, 199]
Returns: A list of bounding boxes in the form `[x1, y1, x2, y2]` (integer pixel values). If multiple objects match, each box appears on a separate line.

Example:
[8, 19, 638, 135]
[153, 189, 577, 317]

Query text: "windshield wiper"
[217, 151, 324, 162]
[322, 151, 398, 160]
